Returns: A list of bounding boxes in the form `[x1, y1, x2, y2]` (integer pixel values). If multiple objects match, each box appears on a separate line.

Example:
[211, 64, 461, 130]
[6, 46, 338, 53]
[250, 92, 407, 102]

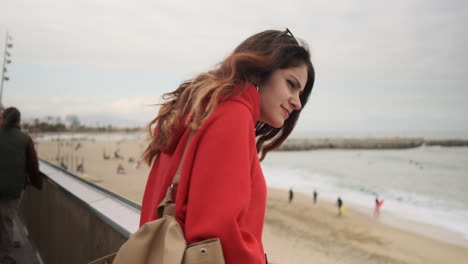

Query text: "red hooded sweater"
[140, 84, 267, 264]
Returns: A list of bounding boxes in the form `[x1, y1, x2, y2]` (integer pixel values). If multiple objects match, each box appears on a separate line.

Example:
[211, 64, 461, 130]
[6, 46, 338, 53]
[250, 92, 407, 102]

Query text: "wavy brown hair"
[143, 29, 315, 164]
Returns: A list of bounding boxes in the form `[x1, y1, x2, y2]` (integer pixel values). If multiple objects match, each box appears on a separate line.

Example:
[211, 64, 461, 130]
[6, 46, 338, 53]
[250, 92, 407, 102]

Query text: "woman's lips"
[281, 106, 290, 118]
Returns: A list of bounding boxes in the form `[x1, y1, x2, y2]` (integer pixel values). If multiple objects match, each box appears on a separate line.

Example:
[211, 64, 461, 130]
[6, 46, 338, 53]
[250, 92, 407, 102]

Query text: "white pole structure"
[0, 31, 13, 109]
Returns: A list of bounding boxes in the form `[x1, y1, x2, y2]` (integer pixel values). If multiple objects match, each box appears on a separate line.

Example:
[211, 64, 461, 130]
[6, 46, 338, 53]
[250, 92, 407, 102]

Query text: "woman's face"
[258, 63, 307, 128]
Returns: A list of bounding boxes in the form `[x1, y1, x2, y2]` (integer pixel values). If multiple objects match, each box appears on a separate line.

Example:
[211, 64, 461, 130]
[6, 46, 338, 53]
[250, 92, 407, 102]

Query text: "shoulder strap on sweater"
[157, 131, 194, 218]
[172, 131, 194, 185]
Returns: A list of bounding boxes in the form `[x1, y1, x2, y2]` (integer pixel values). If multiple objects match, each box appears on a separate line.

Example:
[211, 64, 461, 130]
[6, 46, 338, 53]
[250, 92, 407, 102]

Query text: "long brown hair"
[143, 29, 315, 164]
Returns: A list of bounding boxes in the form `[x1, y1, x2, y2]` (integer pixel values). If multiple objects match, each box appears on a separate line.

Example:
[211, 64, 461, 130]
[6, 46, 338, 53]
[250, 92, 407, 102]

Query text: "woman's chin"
[267, 120, 284, 128]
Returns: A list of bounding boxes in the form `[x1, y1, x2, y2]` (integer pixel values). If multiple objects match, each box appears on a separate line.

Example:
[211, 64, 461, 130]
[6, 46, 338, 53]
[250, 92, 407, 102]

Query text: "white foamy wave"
[380, 189, 468, 241]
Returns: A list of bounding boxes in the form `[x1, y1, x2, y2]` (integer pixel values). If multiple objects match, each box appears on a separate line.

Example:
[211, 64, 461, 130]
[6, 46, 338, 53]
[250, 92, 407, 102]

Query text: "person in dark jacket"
[0, 107, 3, 125]
[0, 107, 43, 263]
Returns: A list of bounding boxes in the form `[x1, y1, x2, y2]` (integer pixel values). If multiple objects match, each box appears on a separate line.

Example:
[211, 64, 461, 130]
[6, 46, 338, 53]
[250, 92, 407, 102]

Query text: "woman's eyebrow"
[289, 74, 303, 90]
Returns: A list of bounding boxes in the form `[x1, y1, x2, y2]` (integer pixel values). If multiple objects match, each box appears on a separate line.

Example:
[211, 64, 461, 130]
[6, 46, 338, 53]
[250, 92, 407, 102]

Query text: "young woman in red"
[140, 29, 315, 264]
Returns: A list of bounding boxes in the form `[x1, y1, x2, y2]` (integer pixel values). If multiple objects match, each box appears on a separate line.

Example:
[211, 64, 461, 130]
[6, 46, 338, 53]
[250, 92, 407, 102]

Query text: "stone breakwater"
[278, 138, 468, 151]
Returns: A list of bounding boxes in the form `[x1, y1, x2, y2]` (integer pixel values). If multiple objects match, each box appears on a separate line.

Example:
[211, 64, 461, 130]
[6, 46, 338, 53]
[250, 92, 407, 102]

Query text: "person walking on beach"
[374, 197, 384, 217]
[337, 197, 344, 216]
[140, 29, 315, 263]
[374, 197, 379, 216]
[0, 107, 43, 263]
[289, 188, 294, 203]
[313, 189, 317, 204]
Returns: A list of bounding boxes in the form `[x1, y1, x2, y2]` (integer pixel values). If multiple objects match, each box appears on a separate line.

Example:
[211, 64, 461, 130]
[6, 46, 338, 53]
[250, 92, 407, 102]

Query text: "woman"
[140, 29, 315, 263]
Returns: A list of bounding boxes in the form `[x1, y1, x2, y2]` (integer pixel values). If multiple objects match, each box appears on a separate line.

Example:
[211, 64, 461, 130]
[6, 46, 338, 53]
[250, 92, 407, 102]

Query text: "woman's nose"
[290, 94, 302, 110]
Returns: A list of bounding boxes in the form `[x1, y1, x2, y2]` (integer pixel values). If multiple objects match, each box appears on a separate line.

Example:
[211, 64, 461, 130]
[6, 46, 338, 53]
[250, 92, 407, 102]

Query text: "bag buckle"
[169, 184, 178, 201]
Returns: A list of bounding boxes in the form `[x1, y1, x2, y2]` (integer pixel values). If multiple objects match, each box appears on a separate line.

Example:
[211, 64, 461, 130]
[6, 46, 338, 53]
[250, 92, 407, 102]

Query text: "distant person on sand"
[74, 142, 81, 151]
[114, 149, 123, 159]
[337, 197, 344, 216]
[313, 189, 317, 204]
[76, 163, 84, 173]
[289, 188, 294, 203]
[374, 197, 384, 217]
[0, 107, 44, 263]
[117, 163, 125, 174]
[102, 149, 110, 160]
[60, 159, 68, 170]
[139, 29, 315, 263]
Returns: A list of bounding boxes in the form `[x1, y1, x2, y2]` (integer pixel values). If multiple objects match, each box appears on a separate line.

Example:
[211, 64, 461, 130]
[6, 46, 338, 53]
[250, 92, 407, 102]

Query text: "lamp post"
[0, 31, 13, 110]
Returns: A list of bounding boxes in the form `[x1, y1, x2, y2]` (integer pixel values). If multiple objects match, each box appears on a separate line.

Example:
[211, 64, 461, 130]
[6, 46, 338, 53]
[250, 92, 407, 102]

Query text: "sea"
[261, 146, 468, 246]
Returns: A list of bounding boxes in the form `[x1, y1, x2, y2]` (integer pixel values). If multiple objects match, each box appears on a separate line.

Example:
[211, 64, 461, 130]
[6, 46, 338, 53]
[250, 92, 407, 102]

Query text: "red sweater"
[140, 84, 267, 263]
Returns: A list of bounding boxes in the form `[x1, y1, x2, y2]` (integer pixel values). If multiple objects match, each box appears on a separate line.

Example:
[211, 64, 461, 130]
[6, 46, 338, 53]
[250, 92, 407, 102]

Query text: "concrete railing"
[19, 160, 140, 264]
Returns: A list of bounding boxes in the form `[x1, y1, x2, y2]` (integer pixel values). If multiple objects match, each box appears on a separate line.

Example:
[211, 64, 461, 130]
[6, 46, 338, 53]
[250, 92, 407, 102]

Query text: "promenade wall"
[19, 160, 139, 264]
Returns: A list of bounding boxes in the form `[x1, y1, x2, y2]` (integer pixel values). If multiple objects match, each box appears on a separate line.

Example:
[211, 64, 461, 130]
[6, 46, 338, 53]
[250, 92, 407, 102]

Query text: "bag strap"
[172, 132, 194, 185]
[157, 131, 194, 218]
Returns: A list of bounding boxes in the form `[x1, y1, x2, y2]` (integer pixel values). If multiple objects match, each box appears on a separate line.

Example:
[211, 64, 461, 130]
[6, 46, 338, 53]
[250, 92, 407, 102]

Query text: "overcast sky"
[1, 0, 467, 137]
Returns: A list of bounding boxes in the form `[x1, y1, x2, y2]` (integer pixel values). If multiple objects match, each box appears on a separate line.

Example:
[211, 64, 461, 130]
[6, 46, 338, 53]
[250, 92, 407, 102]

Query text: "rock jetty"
[278, 138, 468, 151]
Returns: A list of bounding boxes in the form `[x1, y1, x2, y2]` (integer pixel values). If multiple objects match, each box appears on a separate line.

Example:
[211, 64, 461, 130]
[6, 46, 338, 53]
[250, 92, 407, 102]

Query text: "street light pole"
[0, 31, 13, 109]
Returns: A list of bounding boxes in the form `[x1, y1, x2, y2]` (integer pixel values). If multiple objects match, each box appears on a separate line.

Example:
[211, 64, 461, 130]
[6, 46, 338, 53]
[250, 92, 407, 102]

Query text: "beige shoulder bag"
[89, 133, 225, 264]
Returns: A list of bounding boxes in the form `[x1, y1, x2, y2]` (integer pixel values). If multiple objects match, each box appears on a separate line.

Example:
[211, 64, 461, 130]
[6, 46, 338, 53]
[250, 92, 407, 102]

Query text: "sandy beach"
[263, 189, 468, 264]
[35, 138, 468, 264]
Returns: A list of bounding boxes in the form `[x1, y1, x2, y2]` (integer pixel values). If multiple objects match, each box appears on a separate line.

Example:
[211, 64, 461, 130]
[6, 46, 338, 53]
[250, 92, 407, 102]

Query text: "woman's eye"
[287, 80, 294, 88]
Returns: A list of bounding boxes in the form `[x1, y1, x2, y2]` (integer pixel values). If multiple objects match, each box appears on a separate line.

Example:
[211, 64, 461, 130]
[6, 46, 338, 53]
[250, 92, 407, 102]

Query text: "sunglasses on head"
[281, 28, 309, 52]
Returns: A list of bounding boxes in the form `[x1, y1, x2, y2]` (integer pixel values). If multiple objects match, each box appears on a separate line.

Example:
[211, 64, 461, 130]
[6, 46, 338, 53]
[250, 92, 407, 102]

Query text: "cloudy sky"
[0, 0, 467, 137]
